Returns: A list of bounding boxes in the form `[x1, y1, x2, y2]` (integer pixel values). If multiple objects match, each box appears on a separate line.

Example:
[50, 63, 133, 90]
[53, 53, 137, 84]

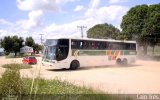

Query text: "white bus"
[42, 38, 137, 70]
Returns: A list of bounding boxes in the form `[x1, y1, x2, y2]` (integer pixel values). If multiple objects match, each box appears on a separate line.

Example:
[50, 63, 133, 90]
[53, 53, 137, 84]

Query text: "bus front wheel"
[70, 60, 80, 70]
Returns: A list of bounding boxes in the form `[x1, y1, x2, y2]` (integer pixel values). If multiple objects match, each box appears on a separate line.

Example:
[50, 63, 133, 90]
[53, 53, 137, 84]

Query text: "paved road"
[0, 56, 160, 94]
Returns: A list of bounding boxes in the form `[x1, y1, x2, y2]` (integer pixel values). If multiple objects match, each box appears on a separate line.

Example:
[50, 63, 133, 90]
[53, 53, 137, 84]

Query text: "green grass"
[0, 63, 132, 100]
[0, 78, 132, 100]
[5, 53, 41, 58]
[2, 63, 32, 69]
[11, 78, 131, 100]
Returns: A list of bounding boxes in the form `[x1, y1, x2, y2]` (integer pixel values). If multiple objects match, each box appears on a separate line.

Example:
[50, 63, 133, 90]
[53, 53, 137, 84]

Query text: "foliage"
[0, 35, 42, 56]
[121, 4, 160, 55]
[19, 78, 130, 100]
[2, 63, 32, 69]
[25, 37, 42, 53]
[33, 43, 43, 54]
[87, 23, 120, 39]
[0, 35, 24, 56]
[142, 4, 160, 36]
[116, 32, 128, 40]
[0, 63, 131, 99]
[0, 68, 24, 97]
[25, 37, 35, 47]
[121, 4, 148, 39]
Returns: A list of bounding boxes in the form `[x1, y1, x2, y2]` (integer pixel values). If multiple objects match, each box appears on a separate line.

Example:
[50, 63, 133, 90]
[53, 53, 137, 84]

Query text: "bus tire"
[116, 58, 122, 65]
[122, 58, 128, 66]
[70, 60, 80, 70]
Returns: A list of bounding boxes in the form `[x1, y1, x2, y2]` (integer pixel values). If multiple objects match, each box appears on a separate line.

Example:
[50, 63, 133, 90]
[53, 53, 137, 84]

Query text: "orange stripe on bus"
[114, 51, 120, 56]
[106, 51, 111, 56]
[112, 56, 117, 60]
[111, 51, 120, 60]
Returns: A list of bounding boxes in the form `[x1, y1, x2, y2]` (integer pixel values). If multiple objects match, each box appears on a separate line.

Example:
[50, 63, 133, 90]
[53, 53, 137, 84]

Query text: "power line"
[77, 26, 87, 38]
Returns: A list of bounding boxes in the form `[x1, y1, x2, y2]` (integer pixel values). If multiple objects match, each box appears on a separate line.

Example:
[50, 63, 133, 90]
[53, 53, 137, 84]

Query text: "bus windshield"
[43, 39, 69, 61]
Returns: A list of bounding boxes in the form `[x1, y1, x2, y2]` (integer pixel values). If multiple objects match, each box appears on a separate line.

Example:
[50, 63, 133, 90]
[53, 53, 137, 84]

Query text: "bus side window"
[96, 42, 100, 50]
[88, 41, 92, 49]
[92, 42, 96, 49]
[125, 43, 130, 50]
[80, 41, 83, 49]
[129, 43, 136, 50]
[112, 43, 117, 50]
[82, 41, 88, 49]
[71, 41, 75, 49]
[118, 43, 123, 50]
[108, 43, 112, 50]
[74, 40, 80, 49]
[99, 42, 102, 49]
[132, 44, 136, 50]
[105, 42, 109, 50]
[103, 42, 107, 49]
[114, 43, 120, 50]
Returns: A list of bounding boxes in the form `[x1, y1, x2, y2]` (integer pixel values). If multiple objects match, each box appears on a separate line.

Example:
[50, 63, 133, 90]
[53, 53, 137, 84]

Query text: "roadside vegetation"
[0, 36, 42, 57]
[2, 63, 32, 69]
[87, 4, 160, 57]
[5, 53, 41, 59]
[0, 64, 131, 100]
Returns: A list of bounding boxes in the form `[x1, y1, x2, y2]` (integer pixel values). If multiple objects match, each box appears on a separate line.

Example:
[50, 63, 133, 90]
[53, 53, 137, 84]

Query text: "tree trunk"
[152, 46, 155, 56]
[15, 52, 17, 57]
[143, 45, 148, 55]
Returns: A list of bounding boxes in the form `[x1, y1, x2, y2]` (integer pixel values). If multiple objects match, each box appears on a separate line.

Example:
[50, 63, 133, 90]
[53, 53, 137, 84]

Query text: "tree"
[142, 4, 160, 54]
[1, 36, 24, 56]
[1, 36, 13, 54]
[87, 23, 120, 39]
[142, 4, 160, 35]
[25, 37, 35, 47]
[25, 37, 43, 54]
[33, 43, 43, 54]
[121, 5, 148, 39]
[121, 4, 160, 55]
[12, 36, 20, 56]
[11, 36, 24, 56]
[116, 32, 128, 40]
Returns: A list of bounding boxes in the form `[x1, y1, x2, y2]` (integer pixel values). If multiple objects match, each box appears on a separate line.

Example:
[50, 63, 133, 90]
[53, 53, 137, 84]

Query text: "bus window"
[108, 43, 113, 50]
[91, 42, 95, 49]
[130, 43, 136, 50]
[80, 41, 83, 49]
[71, 41, 76, 49]
[88, 41, 92, 49]
[105, 42, 109, 50]
[113, 42, 121, 50]
[123, 43, 136, 50]
[56, 39, 69, 61]
[56, 47, 68, 61]
[96, 42, 100, 49]
[82, 41, 88, 49]
[101, 42, 104, 49]
[71, 40, 81, 49]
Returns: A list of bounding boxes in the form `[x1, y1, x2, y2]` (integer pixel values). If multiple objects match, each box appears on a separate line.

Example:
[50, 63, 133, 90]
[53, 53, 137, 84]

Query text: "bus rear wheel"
[122, 58, 128, 66]
[70, 60, 80, 70]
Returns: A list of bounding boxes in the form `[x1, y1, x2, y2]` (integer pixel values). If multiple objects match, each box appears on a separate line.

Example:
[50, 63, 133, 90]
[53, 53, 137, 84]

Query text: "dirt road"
[0, 56, 160, 94]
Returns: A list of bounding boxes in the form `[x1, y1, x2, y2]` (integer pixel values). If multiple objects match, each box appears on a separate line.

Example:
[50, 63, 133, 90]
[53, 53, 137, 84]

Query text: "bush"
[2, 63, 32, 69]
[0, 68, 24, 97]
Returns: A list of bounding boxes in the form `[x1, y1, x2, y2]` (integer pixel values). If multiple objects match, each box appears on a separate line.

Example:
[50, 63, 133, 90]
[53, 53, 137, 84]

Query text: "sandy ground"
[0, 56, 160, 94]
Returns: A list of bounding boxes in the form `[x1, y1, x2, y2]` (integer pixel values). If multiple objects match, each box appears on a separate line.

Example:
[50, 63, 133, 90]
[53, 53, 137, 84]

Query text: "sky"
[0, 0, 159, 43]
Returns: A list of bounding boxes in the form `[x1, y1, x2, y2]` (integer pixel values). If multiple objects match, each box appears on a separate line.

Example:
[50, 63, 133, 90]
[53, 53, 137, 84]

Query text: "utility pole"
[39, 34, 44, 44]
[77, 26, 87, 38]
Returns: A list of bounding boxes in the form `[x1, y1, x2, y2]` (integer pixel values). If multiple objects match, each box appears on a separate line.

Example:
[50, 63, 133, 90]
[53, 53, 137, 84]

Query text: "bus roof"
[46, 37, 136, 43]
